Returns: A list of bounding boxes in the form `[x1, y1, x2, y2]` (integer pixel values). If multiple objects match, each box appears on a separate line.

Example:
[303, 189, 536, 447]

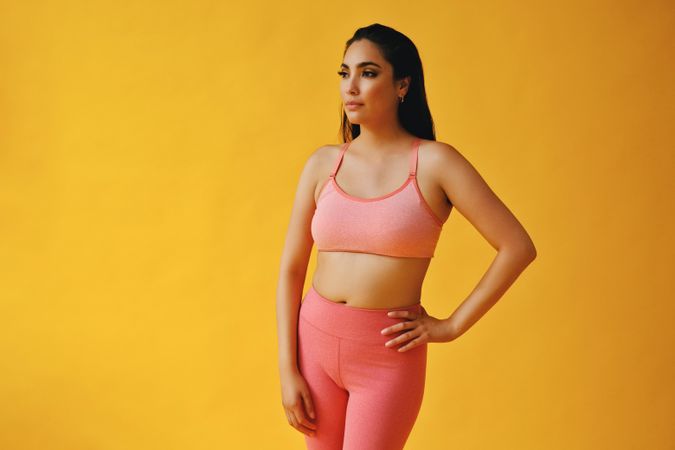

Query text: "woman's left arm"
[431, 142, 537, 341]
[382, 142, 537, 350]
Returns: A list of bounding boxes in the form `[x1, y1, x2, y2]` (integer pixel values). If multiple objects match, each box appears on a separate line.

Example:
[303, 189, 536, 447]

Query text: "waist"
[312, 252, 429, 309]
[300, 285, 423, 343]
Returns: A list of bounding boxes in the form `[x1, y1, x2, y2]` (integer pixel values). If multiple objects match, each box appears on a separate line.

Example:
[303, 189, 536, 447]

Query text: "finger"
[294, 405, 317, 430]
[301, 390, 316, 420]
[385, 328, 420, 348]
[291, 410, 317, 436]
[297, 424, 317, 436]
[398, 335, 426, 352]
[388, 310, 412, 319]
[296, 410, 317, 431]
[287, 410, 299, 429]
[390, 310, 422, 322]
[383, 324, 406, 347]
[381, 319, 413, 336]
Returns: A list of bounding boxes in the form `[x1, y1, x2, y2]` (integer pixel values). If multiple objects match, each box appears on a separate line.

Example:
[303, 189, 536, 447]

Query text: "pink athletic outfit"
[298, 137, 445, 449]
[311, 137, 444, 258]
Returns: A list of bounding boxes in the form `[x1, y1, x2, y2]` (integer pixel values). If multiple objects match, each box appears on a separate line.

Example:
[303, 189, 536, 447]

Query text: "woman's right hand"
[280, 369, 317, 437]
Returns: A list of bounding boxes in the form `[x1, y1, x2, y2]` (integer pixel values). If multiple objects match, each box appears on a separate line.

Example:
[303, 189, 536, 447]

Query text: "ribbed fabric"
[311, 137, 444, 258]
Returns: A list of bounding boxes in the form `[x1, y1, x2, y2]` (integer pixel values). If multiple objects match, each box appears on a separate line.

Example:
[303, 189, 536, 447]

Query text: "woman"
[276, 23, 536, 450]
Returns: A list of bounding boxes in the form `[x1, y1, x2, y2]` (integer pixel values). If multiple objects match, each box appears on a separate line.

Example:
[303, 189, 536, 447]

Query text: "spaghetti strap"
[409, 137, 421, 176]
[311, 134, 443, 260]
[330, 142, 350, 178]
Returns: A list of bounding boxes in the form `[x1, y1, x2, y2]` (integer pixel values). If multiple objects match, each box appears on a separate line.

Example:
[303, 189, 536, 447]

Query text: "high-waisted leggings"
[298, 285, 428, 450]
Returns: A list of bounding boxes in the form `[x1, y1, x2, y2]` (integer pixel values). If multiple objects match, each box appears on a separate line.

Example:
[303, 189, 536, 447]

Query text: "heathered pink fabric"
[311, 137, 444, 258]
[298, 285, 427, 450]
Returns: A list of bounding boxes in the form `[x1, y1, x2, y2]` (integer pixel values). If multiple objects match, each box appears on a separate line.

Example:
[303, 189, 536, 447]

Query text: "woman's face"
[338, 39, 407, 125]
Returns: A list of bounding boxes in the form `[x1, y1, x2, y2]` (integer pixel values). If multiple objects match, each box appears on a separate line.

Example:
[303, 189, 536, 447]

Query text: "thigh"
[298, 317, 349, 450]
[339, 339, 428, 450]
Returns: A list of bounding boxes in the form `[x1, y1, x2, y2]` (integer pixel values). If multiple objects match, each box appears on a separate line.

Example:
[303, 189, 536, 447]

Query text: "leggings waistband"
[299, 285, 423, 343]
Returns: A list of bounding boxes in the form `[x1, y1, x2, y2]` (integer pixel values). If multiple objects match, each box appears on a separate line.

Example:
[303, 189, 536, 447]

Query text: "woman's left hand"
[380, 306, 455, 352]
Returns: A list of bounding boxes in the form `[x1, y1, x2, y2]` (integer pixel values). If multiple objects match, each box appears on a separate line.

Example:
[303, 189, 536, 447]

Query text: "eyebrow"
[340, 61, 382, 69]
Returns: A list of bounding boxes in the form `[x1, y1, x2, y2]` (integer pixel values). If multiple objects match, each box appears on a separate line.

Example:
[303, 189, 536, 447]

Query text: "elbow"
[524, 239, 537, 260]
[518, 233, 537, 262]
[527, 235, 537, 259]
[279, 266, 307, 280]
[524, 243, 537, 262]
[526, 248, 537, 264]
[502, 239, 537, 263]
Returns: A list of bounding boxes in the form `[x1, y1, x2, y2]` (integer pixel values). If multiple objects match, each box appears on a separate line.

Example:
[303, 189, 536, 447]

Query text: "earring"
[399, 95, 405, 104]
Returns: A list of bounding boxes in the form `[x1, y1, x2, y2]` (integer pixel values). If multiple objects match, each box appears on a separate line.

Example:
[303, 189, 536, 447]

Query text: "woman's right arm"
[276, 147, 324, 376]
[276, 146, 327, 436]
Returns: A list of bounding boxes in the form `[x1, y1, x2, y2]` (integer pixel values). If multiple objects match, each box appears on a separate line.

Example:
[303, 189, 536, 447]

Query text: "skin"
[277, 38, 537, 438]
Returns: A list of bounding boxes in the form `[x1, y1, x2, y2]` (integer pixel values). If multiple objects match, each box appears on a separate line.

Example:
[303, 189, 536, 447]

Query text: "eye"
[336, 70, 378, 78]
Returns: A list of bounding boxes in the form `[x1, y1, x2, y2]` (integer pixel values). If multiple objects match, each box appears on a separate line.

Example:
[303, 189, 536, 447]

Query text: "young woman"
[276, 23, 536, 450]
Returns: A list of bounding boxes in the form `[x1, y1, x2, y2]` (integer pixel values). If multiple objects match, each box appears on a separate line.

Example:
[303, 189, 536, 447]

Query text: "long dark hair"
[339, 23, 436, 143]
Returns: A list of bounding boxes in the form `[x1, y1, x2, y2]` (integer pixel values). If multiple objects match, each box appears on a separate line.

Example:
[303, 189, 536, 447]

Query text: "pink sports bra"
[311, 137, 445, 258]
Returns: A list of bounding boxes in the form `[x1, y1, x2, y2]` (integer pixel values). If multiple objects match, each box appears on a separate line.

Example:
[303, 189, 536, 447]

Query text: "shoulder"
[296, 143, 343, 186]
[418, 138, 484, 191]
[303, 143, 342, 172]
[419, 139, 493, 206]
[419, 139, 465, 165]
[303, 143, 341, 162]
[313, 143, 343, 160]
[419, 139, 478, 174]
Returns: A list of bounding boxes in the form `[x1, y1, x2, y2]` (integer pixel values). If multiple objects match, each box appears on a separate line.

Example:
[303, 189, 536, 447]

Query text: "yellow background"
[1, 1, 673, 449]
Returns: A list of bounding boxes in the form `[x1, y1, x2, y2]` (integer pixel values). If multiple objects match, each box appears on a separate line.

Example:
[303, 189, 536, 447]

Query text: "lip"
[345, 102, 363, 109]
[345, 101, 363, 106]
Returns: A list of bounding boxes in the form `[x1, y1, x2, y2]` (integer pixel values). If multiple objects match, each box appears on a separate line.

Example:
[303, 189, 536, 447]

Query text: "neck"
[353, 125, 412, 152]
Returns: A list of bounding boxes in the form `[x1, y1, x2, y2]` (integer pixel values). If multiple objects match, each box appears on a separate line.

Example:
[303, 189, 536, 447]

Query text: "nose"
[345, 74, 359, 95]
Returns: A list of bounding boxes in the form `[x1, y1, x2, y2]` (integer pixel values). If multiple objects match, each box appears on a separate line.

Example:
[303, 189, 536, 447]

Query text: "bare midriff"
[311, 251, 432, 309]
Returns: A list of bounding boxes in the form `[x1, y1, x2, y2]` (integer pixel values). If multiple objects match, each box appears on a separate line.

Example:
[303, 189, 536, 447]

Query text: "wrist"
[441, 317, 459, 342]
[278, 360, 299, 375]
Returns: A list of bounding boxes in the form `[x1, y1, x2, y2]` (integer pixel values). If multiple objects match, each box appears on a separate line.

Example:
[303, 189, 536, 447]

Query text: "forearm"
[276, 269, 307, 375]
[443, 245, 536, 341]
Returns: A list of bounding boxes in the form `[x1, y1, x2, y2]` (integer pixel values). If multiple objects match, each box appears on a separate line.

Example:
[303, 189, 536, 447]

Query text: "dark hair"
[339, 23, 436, 143]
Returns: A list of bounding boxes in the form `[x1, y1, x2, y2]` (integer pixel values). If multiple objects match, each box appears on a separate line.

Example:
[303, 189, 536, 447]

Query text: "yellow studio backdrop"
[1, 1, 673, 449]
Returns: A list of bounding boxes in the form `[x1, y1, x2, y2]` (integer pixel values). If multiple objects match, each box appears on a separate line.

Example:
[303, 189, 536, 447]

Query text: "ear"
[399, 75, 411, 96]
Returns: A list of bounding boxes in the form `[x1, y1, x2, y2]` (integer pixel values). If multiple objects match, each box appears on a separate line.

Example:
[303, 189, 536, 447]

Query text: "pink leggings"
[298, 285, 428, 450]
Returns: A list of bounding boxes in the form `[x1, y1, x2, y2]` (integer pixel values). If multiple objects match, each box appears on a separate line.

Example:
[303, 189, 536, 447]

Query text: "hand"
[280, 369, 318, 437]
[381, 306, 454, 352]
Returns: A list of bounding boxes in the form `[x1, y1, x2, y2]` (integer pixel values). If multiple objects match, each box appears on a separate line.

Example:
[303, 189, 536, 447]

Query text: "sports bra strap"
[331, 139, 420, 178]
[330, 142, 349, 178]
[409, 137, 420, 176]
